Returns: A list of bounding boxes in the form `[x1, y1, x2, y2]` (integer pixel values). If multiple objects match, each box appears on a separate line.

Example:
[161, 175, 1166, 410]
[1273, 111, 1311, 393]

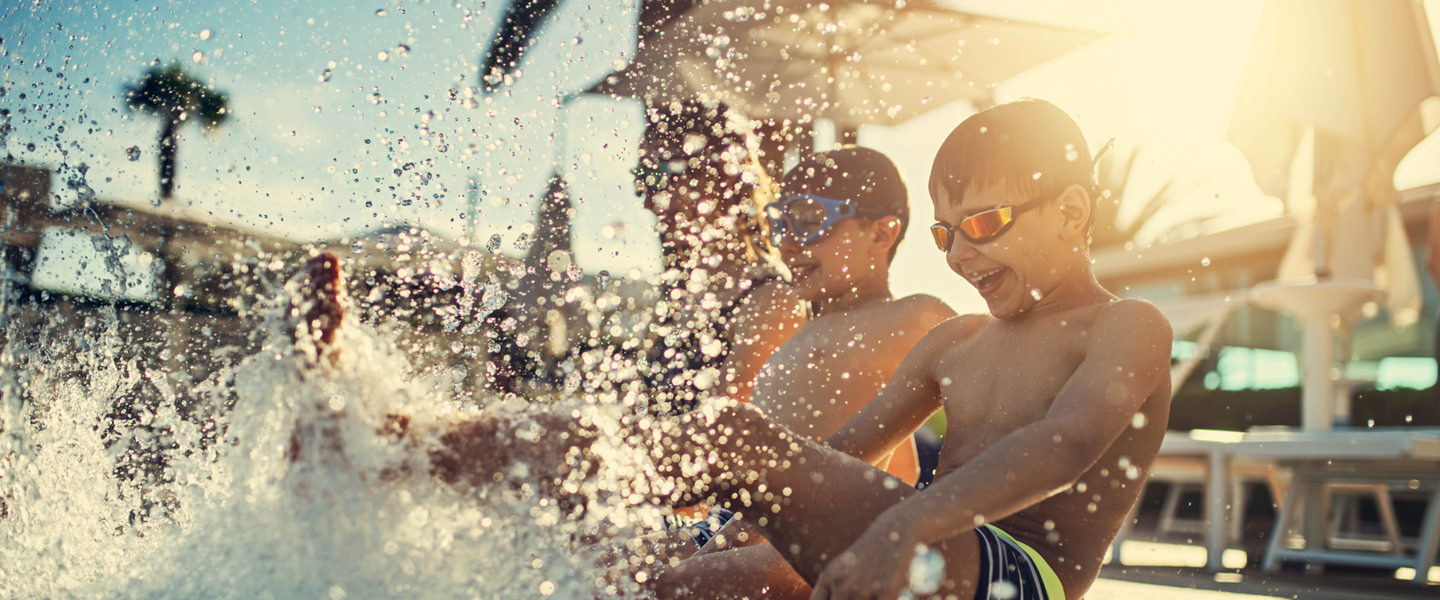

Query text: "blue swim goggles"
[765, 193, 888, 246]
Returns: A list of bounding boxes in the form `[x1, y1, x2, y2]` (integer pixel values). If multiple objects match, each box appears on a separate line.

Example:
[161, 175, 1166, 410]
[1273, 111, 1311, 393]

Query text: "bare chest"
[935, 320, 1089, 461]
[752, 315, 900, 438]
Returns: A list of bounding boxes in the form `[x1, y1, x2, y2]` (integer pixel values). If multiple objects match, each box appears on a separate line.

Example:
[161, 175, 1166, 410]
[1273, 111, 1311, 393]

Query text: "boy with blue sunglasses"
[647, 147, 956, 590]
[753, 146, 954, 482]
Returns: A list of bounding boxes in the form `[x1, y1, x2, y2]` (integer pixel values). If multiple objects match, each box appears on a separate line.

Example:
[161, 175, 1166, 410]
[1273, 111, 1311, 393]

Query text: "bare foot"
[291, 252, 345, 366]
[286, 252, 347, 464]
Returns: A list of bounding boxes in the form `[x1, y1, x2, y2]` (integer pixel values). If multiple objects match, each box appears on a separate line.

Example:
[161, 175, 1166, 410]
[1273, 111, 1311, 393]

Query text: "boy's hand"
[809, 511, 917, 600]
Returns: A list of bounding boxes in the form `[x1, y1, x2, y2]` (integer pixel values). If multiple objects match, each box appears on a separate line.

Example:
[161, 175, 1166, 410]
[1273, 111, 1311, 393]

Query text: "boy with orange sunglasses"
[644, 99, 1171, 600]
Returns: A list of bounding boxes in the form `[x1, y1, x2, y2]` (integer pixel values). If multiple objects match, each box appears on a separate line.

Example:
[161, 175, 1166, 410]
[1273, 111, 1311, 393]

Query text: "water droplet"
[990, 581, 1019, 600]
[1131, 413, 1148, 429]
[199, 29, 212, 41]
[595, 270, 610, 290]
[319, 69, 333, 83]
[125, 146, 141, 161]
[191, 51, 204, 63]
[1200, 257, 1211, 267]
[907, 544, 945, 595]
[486, 234, 503, 253]
[375, 8, 387, 16]
[396, 44, 411, 56]
[1064, 143, 1079, 162]
[377, 51, 390, 61]
[1029, 289, 1043, 301]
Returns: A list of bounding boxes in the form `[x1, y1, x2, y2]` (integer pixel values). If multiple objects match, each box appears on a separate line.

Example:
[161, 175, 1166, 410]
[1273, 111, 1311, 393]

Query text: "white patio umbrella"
[596, 0, 1103, 138]
[1230, 0, 1440, 431]
[1229, 0, 1440, 325]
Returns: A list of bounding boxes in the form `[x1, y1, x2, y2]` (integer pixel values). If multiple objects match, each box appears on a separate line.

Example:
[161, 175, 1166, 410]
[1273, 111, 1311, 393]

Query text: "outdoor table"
[1114, 430, 1245, 572]
[1248, 279, 1386, 432]
[1230, 429, 1440, 582]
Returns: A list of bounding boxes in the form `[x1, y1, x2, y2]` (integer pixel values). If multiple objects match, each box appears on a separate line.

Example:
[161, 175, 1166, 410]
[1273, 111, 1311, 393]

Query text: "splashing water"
[0, 280, 672, 599]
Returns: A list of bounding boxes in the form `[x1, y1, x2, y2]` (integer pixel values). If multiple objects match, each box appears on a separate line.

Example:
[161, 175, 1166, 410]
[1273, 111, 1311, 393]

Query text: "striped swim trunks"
[973, 524, 1066, 600]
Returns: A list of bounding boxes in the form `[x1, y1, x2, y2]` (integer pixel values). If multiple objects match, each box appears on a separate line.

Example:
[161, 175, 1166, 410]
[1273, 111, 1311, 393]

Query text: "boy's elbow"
[1039, 425, 1109, 487]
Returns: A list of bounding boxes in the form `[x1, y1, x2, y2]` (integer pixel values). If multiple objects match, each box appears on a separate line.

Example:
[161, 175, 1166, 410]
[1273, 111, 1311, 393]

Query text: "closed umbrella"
[1233, 0, 1440, 432]
[1229, 0, 1440, 303]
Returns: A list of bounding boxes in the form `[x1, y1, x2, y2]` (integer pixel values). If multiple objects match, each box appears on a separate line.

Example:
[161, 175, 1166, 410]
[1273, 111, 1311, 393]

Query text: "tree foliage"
[123, 63, 229, 199]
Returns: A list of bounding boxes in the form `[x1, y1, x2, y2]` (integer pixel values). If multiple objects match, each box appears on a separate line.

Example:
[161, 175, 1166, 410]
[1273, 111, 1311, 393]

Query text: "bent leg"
[648, 543, 810, 600]
[292, 252, 345, 366]
[691, 407, 981, 596]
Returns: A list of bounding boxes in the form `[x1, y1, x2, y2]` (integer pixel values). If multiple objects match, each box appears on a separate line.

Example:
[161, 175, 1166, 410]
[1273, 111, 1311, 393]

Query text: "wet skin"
[758, 217, 951, 482]
[646, 181, 1172, 599]
[644, 210, 956, 599]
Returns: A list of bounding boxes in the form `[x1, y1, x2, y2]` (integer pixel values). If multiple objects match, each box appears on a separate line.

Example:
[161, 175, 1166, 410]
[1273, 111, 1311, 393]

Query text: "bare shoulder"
[736, 277, 805, 317]
[1080, 299, 1173, 385]
[891, 293, 958, 326]
[906, 311, 986, 357]
[1092, 298, 1172, 341]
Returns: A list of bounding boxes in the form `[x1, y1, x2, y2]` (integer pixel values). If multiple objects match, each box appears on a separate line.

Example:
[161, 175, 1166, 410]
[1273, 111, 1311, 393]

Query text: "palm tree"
[1091, 145, 1176, 250]
[123, 63, 229, 200]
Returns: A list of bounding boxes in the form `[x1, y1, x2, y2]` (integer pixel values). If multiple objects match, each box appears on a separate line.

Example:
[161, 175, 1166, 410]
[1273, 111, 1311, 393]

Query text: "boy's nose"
[947, 236, 980, 262]
[778, 237, 805, 257]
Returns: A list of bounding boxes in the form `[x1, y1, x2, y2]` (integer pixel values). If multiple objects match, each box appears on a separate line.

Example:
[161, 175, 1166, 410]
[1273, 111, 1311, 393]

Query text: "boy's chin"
[983, 295, 1025, 320]
[793, 283, 825, 303]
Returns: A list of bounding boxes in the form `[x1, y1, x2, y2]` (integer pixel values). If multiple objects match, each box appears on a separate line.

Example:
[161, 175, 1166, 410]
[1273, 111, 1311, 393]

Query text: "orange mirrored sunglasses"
[929, 196, 1049, 251]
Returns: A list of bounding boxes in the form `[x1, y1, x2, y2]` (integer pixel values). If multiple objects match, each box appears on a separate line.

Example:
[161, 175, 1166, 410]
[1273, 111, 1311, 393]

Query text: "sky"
[5, 0, 1440, 315]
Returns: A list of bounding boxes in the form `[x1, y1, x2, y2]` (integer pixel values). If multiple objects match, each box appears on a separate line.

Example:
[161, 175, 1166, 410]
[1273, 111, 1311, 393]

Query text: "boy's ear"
[869, 216, 902, 257]
[1055, 184, 1091, 240]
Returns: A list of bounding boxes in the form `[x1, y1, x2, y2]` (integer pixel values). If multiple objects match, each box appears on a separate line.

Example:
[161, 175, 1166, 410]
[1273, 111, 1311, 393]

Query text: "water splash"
[0, 282, 670, 599]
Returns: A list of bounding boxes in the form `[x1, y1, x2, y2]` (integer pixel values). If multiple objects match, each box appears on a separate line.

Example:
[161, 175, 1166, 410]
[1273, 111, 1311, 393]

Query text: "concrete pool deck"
[1092, 539, 1438, 599]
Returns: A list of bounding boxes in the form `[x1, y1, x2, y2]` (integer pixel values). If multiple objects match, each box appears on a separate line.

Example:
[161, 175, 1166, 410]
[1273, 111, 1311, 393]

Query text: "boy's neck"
[813, 270, 893, 316]
[1016, 265, 1112, 319]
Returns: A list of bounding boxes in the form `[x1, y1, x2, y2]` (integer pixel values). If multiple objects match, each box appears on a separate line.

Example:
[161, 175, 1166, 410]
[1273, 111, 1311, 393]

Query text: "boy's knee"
[713, 401, 766, 430]
[706, 402, 780, 450]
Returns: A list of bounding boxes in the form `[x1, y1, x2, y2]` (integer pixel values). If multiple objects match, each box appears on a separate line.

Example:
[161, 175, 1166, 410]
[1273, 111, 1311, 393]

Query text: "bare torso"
[752, 295, 951, 482]
[931, 303, 1170, 595]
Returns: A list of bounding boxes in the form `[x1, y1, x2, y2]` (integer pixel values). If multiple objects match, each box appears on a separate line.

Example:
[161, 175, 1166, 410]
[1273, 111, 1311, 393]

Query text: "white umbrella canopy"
[1228, 0, 1440, 326]
[1228, 0, 1440, 201]
[603, 0, 1104, 129]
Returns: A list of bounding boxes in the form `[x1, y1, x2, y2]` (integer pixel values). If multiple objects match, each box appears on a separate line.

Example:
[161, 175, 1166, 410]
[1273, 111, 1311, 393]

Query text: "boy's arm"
[721, 281, 807, 403]
[812, 300, 1172, 597]
[826, 314, 975, 464]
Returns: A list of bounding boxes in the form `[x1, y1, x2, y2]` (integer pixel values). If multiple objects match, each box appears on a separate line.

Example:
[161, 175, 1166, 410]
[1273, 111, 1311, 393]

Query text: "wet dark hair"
[781, 146, 909, 262]
[642, 100, 776, 260]
[928, 98, 1099, 234]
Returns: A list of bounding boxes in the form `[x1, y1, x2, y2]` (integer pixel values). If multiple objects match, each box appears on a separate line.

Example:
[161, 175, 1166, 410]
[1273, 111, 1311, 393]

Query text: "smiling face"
[778, 215, 888, 303]
[775, 147, 908, 309]
[927, 99, 1104, 319]
[933, 180, 1088, 319]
